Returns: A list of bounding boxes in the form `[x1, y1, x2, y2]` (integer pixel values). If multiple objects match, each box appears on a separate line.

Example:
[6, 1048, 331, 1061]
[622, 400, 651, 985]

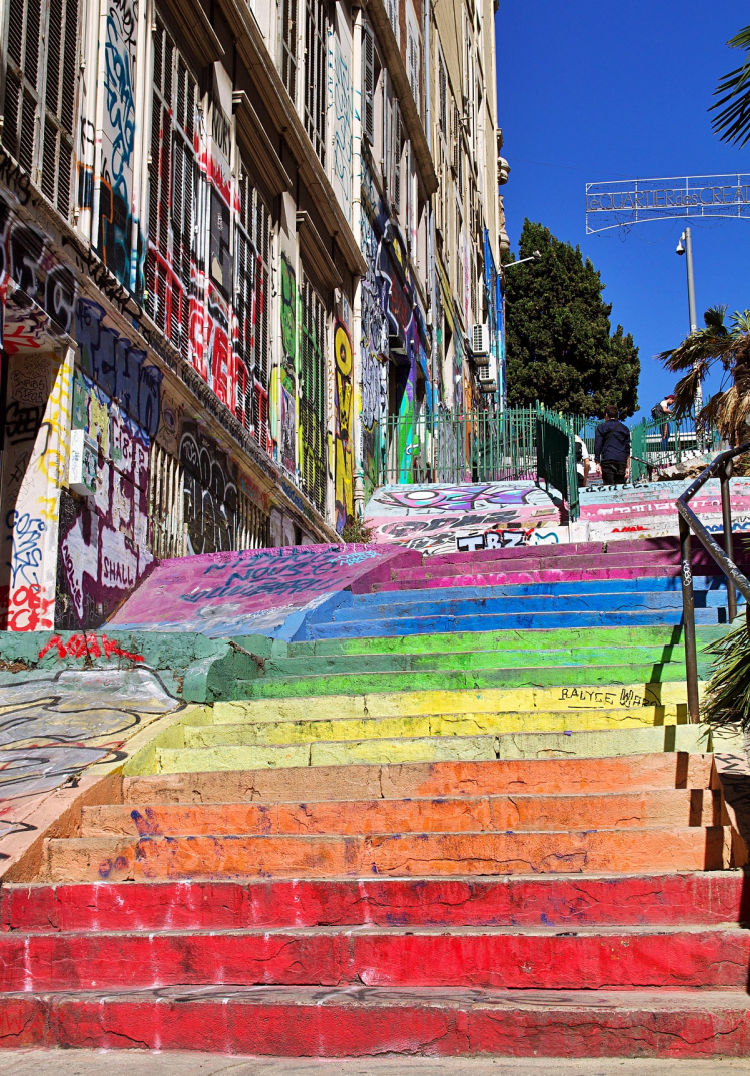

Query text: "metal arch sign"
[585, 174, 750, 233]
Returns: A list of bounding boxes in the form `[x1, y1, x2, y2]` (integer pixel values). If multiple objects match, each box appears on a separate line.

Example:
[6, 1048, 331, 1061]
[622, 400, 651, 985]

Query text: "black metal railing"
[677, 442, 750, 722]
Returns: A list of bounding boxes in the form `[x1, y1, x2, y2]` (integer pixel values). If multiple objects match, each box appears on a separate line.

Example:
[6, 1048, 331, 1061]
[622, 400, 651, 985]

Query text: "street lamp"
[503, 250, 542, 271]
[676, 227, 702, 413]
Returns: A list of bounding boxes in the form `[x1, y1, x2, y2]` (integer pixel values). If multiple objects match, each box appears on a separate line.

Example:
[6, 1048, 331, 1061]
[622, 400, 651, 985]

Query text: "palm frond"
[710, 24, 750, 145]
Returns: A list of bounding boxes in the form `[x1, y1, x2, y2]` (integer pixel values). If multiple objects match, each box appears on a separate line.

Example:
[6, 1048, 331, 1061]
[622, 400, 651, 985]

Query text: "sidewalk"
[5, 1053, 750, 1075]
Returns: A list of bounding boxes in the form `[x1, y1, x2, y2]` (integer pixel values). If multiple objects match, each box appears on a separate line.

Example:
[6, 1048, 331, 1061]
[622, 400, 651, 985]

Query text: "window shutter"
[362, 24, 375, 146]
[391, 102, 401, 214]
[438, 58, 447, 141]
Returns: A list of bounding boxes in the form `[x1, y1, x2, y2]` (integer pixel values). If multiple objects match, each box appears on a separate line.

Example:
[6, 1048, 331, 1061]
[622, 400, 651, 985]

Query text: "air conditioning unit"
[478, 378, 497, 393]
[471, 323, 489, 357]
[68, 429, 98, 495]
[478, 353, 498, 393]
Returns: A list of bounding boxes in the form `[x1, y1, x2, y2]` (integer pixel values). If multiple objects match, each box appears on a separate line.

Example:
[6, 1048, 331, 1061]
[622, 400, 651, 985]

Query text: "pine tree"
[504, 220, 640, 416]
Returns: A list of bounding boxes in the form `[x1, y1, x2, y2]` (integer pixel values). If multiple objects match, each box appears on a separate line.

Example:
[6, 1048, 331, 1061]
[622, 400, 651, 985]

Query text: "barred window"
[299, 273, 327, 513]
[303, 0, 327, 165]
[236, 167, 272, 454]
[147, 20, 198, 360]
[2, 0, 79, 218]
[279, 0, 298, 102]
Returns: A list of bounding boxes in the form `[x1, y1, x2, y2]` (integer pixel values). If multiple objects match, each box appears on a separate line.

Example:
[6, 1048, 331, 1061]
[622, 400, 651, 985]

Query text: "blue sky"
[495, 1, 750, 420]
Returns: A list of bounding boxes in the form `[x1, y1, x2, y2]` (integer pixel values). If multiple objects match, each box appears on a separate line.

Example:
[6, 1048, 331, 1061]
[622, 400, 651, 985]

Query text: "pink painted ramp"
[108, 544, 418, 637]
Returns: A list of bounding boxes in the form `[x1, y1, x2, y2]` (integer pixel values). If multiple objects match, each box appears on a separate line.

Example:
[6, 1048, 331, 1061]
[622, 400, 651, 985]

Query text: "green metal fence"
[376, 404, 580, 519]
[630, 411, 723, 481]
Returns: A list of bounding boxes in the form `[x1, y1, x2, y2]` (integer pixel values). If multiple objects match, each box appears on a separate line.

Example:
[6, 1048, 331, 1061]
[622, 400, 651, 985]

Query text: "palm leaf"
[710, 25, 750, 145]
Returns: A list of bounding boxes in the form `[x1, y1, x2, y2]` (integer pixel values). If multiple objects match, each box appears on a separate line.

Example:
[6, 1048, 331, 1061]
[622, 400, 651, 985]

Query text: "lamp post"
[676, 227, 703, 414]
[503, 249, 542, 273]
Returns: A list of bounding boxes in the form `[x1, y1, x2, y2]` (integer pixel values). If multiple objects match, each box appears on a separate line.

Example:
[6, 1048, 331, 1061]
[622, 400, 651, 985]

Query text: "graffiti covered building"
[0, 0, 504, 630]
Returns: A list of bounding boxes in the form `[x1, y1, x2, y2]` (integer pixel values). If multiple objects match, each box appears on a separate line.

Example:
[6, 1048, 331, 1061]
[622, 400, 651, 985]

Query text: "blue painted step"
[303, 607, 731, 640]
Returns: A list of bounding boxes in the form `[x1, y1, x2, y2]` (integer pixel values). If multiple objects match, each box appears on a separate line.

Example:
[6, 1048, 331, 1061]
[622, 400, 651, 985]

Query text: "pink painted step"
[2, 925, 747, 992]
[373, 563, 684, 592]
[3, 987, 750, 1057]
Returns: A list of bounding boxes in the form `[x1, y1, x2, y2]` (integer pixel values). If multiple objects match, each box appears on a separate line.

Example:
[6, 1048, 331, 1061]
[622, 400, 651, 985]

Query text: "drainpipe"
[424, 0, 437, 472]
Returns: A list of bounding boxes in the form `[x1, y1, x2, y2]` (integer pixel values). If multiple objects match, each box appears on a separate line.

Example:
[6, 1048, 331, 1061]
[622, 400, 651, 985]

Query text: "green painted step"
[230, 660, 711, 700]
[270, 624, 728, 658]
[259, 644, 702, 679]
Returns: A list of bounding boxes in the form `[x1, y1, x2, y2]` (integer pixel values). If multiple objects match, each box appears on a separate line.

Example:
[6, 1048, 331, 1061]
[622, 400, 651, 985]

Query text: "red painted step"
[3, 873, 745, 933]
[3, 986, 750, 1057]
[2, 925, 748, 992]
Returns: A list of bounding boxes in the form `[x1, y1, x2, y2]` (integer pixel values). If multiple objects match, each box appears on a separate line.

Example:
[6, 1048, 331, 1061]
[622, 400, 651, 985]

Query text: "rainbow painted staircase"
[2, 533, 750, 1058]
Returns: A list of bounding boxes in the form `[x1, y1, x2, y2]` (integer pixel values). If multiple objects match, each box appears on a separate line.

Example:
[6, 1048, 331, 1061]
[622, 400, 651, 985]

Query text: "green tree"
[659, 304, 750, 445]
[711, 25, 750, 145]
[503, 220, 639, 416]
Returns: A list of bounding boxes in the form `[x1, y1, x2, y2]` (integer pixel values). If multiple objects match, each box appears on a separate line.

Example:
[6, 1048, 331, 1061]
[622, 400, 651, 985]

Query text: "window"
[2, 0, 79, 218]
[236, 167, 272, 453]
[147, 19, 198, 360]
[389, 100, 402, 214]
[279, 0, 298, 102]
[299, 274, 327, 513]
[362, 23, 375, 146]
[407, 29, 420, 115]
[438, 53, 448, 143]
[304, 0, 328, 165]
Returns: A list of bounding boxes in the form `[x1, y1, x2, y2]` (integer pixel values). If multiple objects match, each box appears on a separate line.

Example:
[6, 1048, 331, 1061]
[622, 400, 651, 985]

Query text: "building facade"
[0, 0, 506, 631]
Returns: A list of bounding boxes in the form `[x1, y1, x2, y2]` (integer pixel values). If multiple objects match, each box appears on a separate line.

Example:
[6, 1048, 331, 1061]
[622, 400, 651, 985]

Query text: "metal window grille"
[280, 0, 298, 102]
[2, 0, 78, 218]
[148, 442, 270, 557]
[299, 273, 327, 513]
[147, 21, 197, 360]
[236, 167, 271, 453]
[303, 0, 327, 165]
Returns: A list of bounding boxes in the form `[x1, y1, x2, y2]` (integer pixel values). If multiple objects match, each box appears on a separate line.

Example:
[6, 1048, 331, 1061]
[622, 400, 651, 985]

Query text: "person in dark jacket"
[594, 405, 630, 486]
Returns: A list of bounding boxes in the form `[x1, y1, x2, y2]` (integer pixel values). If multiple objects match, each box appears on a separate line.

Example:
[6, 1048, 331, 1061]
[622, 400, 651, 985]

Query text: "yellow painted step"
[154, 724, 709, 774]
[213, 682, 693, 725]
[182, 705, 691, 750]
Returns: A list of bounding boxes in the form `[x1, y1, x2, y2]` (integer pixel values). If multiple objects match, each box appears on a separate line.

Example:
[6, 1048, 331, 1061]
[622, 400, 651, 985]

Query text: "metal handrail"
[677, 441, 750, 722]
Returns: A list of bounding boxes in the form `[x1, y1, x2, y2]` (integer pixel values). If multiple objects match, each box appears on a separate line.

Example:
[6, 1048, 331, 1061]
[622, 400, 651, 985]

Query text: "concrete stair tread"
[42, 825, 738, 883]
[123, 753, 717, 801]
[152, 727, 712, 771]
[2, 872, 746, 931]
[79, 788, 726, 837]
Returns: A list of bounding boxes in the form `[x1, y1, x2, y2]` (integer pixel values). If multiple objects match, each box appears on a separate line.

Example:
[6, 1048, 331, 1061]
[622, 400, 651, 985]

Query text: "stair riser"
[79, 790, 726, 838]
[3, 994, 750, 1057]
[232, 664, 706, 700]
[3, 873, 741, 932]
[2, 930, 746, 992]
[121, 753, 715, 803]
[391, 554, 750, 581]
[306, 610, 726, 639]
[44, 827, 734, 883]
[179, 708, 696, 749]
[263, 646, 696, 678]
[354, 577, 735, 604]
[289, 623, 726, 657]
[344, 593, 739, 620]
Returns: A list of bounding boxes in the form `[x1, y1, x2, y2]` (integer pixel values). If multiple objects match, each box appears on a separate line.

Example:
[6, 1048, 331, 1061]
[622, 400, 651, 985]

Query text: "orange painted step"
[81, 789, 728, 839]
[122, 752, 716, 805]
[44, 825, 735, 883]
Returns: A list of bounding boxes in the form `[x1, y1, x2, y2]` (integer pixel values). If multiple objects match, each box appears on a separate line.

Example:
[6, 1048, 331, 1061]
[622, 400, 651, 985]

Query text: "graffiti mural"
[364, 481, 562, 556]
[334, 321, 354, 531]
[55, 300, 157, 628]
[360, 211, 389, 497]
[331, 33, 353, 223]
[110, 543, 405, 637]
[0, 349, 73, 631]
[98, 0, 142, 294]
[179, 421, 238, 555]
[0, 192, 77, 340]
[0, 668, 181, 862]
